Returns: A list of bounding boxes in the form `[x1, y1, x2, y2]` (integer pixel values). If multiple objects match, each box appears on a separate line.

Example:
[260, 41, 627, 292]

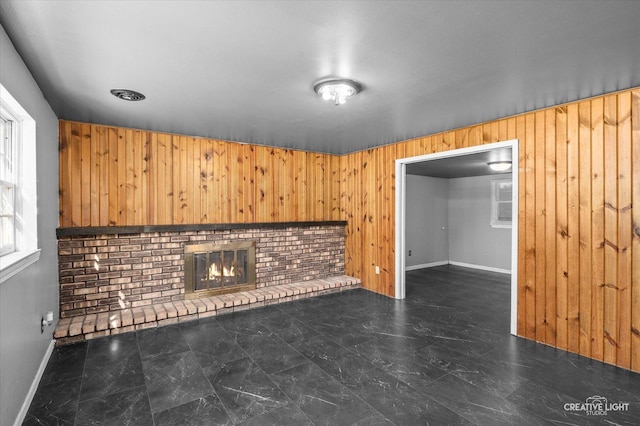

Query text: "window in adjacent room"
[0, 84, 39, 283]
[491, 178, 512, 228]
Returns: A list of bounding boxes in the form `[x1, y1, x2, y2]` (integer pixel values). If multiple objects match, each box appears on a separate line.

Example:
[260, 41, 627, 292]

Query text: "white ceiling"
[1, 1, 638, 154]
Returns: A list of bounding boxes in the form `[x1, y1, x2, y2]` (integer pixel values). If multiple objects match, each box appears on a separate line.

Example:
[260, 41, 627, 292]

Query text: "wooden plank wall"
[59, 121, 340, 227]
[60, 87, 639, 372]
[340, 88, 640, 372]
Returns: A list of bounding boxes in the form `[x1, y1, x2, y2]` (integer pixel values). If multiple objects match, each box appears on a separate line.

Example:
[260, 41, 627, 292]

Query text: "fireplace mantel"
[56, 221, 347, 238]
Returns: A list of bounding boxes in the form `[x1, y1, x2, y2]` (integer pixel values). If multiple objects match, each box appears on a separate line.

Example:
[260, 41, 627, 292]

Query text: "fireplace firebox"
[184, 241, 256, 298]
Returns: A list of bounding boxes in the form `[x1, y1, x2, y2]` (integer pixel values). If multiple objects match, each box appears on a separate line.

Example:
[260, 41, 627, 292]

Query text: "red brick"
[68, 316, 85, 336]
[153, 304, 167, 320]
[97, 246, 120, 253]
[108, 252, 131, 259]
[131, 300, 152, 308]
[105, 311, 124, 323]
[125, 251, 152, 260]
[74, 287, 97, 296]
[96, 297, 120, 306]
[161, 242, 181, 249]
[73, 301, 98, 309]
[130, 287, 147, 295]
[58, 240, 84, 249]
[131, 262, 154, 270]
[72, 247, 97, 254]
[142, 291, 162, 300]
[151, 237, 170, 244]
[98, 271, 122, 279]
[73, 274, 98, 282]
[191, 299, 206, 313]
[129, 237, 152, 245]
[151, 273, 172, 280]
[100, 281, 122, 293]
[120, 309, 133, 326]
[183, 300, 198, 315]
[202, 298, 216, 312]
[85, 305, 110, 314]
[163, 302, 178, 318]
[84, 239, 107, 247]
[132, 307, 145, 324]
[150, 296, 171, 304]
[215, 295, 231, 308]
[124, 281, 144, 288]
[96, 312, 112, 330]
[131, 275, 153, 283]
[108, 238, 129, 245]
[174, 301, 188, 316]
[143, 306, 156, 322]
[109, 264, 132, 271]
[61, 308, 86, 318]
[72, 260, 98, 268]
[54, 318, 72, 338]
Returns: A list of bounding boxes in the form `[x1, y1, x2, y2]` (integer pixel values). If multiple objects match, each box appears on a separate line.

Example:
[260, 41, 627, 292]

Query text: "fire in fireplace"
[184, 241, 256, 298]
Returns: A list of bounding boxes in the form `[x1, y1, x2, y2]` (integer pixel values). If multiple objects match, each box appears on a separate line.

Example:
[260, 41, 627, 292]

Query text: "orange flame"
[209, 262, 235, 280]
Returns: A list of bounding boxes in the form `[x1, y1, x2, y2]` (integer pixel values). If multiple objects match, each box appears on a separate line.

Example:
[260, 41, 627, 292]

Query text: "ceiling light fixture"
[110, 89, 146, 101]
[314, 78, 361, 106]
[488, 161, 512, 172]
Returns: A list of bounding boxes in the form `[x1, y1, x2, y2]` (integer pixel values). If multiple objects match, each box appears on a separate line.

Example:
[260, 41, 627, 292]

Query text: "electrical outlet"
[408, 250, 412, 256]
[375, 266, 380, 274]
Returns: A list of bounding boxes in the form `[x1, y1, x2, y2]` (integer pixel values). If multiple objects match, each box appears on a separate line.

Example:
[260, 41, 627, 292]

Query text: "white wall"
[405, 173, 512, 272]
[405, 175, 449, 268]
[448, 174, 512, 270]
[0, 24, 59, 426]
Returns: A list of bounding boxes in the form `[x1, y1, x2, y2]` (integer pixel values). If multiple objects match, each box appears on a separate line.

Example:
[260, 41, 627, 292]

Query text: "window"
[491, 178, 512, 228]
[1, 114, 16, 255]
[0, 84, 39, 283]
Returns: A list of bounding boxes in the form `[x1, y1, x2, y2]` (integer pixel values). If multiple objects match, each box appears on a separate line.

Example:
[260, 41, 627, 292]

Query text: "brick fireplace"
[56, 222, 347, 320]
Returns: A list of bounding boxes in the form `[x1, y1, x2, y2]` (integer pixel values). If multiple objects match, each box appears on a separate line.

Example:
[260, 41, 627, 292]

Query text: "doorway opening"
[394, 140, 519, 335]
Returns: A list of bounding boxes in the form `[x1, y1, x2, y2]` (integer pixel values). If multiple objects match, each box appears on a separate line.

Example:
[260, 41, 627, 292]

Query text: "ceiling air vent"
[110, 89, 145, 101]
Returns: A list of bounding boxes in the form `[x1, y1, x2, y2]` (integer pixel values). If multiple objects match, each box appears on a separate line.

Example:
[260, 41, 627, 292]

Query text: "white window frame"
[1, 114, 16, 255]
[0, 84, 40, 284]
[491, 178, 513, 228]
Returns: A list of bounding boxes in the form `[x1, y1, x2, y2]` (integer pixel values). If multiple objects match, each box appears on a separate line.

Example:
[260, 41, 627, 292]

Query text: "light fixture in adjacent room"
[488, 161, 512, 172]
[314, 78, 362, 106]
[110, 89, 146, 101]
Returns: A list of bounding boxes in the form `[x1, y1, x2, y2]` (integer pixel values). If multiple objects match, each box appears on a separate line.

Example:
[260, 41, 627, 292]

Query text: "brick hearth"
[54, 275, 360, 345]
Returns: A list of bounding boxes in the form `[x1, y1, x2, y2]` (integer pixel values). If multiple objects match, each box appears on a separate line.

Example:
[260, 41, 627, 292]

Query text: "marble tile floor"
[24, 265, 640, 425]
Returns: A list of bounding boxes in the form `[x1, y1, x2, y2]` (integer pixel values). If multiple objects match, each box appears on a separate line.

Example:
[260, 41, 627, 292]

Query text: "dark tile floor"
[24, 265, 640, 425]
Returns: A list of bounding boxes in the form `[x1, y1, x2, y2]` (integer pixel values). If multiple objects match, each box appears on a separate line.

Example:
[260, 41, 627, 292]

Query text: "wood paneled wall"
[59, 87, 639, 372]
[341, 88, 640, 372]
[59, 121, 341, 227]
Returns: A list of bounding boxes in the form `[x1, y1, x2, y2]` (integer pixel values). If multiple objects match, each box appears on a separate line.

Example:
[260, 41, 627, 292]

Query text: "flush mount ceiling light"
[314, 78, 362, 106]
[488, 161, 512, 172]
[110, 89, 146, 101]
